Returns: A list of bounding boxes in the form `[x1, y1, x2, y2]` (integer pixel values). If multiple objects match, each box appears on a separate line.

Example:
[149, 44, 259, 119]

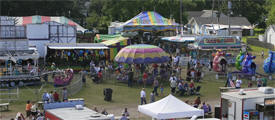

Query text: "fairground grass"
[1, 51, 275, 119]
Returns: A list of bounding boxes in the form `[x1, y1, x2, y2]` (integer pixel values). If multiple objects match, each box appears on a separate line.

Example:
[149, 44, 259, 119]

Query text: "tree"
[266, 0, 275, 26]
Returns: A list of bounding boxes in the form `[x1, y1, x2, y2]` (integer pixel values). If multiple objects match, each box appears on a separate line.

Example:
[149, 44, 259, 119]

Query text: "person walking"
[53, 91, 59, 102]
[257, 78, 262, 87]
[62, 87, 68, 102]
[153, 79, 159, 96]
[262, 77, 267, 87]
[128, 69, 134, 87]
[49, 91, 54, 103]
[80, 70, 87, 86]
[194, 96, 201, 108]
[25, 100, 32, 119]
[42, 91, 49, 103]
[169, 74, 177, 94]
[140, 88, 147, 105]
[235, 77, 242, 89]
[150, 91, 155, 103]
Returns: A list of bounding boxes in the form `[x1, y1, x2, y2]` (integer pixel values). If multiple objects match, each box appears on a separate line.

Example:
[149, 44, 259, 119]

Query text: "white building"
[4, 15, 87, 58]
[221, 87, 275, 120]
[0, 16, 40, 83]
[108, 21, 124, 35]
[263, 25, 275, 46]
[187, 10, 253, 37]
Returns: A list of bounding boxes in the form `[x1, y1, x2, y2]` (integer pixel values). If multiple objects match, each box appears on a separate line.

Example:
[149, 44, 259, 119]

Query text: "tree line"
[0, 0, 274, 33]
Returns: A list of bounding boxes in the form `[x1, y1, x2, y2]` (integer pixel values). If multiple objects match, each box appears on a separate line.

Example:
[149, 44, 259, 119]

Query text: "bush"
[247, 38, 274, 50]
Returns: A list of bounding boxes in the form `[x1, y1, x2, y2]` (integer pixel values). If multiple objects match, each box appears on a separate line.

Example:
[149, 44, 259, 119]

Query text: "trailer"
[220, 87, 275, 120]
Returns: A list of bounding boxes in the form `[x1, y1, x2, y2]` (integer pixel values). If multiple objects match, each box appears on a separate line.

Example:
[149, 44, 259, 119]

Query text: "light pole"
[228, 0, 232, 36]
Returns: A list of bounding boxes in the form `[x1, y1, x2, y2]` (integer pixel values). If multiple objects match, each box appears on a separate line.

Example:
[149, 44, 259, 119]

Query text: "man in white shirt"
[95, 66, 100, 74]
[140, 88, 147, 105]
[169, 75, 177, 94]
[235, 77, 242, 89]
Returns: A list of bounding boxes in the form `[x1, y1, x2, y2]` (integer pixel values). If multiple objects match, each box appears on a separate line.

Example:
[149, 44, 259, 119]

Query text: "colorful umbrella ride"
[115, 44, 170, 64]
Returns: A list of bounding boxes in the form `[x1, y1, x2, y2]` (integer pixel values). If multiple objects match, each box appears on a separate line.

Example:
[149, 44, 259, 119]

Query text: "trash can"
[214, 105, 221, 118]
[103, 88, 113, 101]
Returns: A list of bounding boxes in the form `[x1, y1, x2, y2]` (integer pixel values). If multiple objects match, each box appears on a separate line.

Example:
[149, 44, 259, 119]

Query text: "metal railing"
[0, 87, 19, 102]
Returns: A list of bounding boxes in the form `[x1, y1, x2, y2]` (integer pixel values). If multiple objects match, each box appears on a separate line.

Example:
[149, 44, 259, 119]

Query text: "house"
[187, 16, 253, 37]
[108, 21, 124, 35]
[4, 15, 87, 58]
[263, 25, 275, 46]
[186, 10, 227, 21]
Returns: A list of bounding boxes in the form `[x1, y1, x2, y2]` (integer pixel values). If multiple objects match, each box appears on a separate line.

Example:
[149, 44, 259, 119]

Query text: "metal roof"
[222, 88, 275, 100]
[46, 107, 113, 120]
[46, 43, 109, 50]
[192, 17, 251, 26]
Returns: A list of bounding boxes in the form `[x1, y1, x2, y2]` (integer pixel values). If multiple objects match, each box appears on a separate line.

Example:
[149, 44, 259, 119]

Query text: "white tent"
[138, 94, 204, 119]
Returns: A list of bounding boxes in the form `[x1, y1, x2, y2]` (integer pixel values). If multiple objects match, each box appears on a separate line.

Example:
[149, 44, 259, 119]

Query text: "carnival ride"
[263, 51, 275, 74]
[212, 50, 227, 73]
[234, 51, 257, 76]
[52, 69, 74, 86]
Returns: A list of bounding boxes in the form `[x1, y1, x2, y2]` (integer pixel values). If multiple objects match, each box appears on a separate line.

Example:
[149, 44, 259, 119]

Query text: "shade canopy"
[138, 94, 204, 119]
[123, 11, 179, 32]
[46, 43, 109, 50]
[161, 35, 195, 43]
[115, 44, 169, 64]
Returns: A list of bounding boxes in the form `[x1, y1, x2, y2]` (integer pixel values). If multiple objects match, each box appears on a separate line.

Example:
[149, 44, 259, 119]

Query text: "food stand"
[45, 43, 109, 67]
[221, 87, 275, 120]
[188, 36, 245, 65]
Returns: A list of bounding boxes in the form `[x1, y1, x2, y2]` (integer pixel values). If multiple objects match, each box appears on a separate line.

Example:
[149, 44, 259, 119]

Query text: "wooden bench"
[114, 116, 130, 120]
[0, 103, 9, 111]
[68, 98, 84, 102]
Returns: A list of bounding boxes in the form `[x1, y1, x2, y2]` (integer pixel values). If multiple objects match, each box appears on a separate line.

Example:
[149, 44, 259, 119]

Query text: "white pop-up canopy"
[138, 94, 204, 119]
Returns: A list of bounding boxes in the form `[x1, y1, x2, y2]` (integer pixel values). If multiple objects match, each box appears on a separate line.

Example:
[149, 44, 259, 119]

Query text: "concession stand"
[188, 36, 245, 65]
[220, 87, 275, 120]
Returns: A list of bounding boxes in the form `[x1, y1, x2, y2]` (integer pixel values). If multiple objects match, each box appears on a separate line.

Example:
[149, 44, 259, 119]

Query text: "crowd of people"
[226, 73, 268, 89]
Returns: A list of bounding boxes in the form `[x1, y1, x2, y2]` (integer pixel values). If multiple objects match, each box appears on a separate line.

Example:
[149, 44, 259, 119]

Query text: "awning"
[161, 35, 195, 43]
[101, 37, 128, 46]
[0, 50, 39, 62]
[46, 43, 109, 50]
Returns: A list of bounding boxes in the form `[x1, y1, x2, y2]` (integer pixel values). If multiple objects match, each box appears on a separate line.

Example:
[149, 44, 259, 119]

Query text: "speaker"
[103, 88, 113, 101]
[214, 106, 221, 118]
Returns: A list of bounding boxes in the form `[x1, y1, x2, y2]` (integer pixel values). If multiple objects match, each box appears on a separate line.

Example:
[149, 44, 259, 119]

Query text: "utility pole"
[180, 0, 183, 36]
[228, 0, 232, 36]
[211, 0, 215, 35]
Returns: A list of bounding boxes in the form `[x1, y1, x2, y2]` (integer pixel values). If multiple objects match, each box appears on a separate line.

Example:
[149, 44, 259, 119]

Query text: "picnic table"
[0, 103, 9, 111]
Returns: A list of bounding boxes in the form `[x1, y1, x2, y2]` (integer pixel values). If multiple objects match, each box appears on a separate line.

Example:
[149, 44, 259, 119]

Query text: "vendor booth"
[188, 36, 244, 65]
[45, 43, 109, 67]
[221, 87, 275, 120]
[95, 34, 130, 60]
[138, 94, 204, 119]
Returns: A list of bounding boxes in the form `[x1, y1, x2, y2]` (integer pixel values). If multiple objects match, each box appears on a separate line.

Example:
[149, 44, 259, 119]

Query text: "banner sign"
[203, 37, 236, 44]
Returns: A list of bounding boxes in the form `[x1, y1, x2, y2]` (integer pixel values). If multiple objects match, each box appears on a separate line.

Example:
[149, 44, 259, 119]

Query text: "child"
[248, 81, 253, 88]
[160, 83, 164, 96]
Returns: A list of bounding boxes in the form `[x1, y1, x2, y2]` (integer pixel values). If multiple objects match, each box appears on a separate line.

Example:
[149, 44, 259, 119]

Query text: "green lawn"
[242, 36, 270, 53]
[1, 52, 275, 119]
